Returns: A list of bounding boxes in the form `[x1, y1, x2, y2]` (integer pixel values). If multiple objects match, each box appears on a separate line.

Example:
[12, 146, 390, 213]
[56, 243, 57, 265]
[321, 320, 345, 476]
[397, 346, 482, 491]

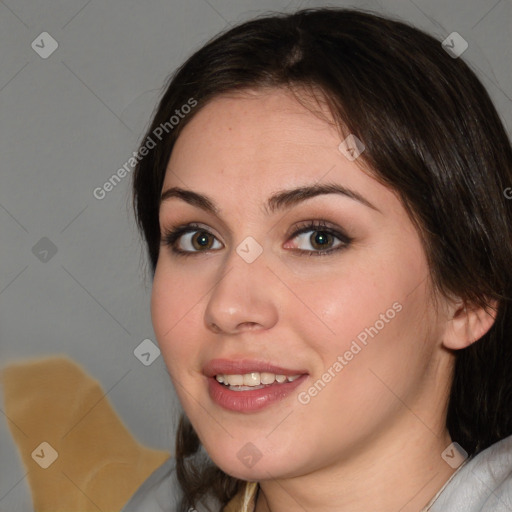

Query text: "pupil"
[313, 231, 330, 249]
[314, 232, 329, 247]
[195, 232, 210, 248]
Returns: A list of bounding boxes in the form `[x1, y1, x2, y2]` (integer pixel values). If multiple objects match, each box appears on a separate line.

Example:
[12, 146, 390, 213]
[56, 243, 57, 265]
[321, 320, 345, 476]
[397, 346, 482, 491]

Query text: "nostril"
[209, 322, 221, 333]
[240, 322, 259, 330]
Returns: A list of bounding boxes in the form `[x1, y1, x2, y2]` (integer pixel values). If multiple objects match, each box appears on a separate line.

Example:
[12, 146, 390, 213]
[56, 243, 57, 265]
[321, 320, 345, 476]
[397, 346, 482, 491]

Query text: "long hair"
[132, 8, 512, 511]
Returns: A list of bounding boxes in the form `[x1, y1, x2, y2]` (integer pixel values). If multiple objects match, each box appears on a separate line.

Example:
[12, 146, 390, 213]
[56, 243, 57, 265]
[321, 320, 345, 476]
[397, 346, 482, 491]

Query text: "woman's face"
[151, 88, 452, 480]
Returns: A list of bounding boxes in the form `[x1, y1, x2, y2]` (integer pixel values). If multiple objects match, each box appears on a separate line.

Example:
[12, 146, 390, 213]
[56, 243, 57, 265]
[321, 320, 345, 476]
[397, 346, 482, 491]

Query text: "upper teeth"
[215, 372, 301, 386]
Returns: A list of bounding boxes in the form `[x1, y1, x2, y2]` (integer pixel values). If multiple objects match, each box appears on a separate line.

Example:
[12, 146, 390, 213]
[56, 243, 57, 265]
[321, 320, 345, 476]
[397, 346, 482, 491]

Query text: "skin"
[151, 88, 496, 511]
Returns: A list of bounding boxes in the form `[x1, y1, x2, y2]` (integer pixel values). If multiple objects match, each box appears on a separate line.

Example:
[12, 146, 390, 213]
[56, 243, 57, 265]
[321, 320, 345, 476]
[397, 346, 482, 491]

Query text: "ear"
[442, 299, 499, 350]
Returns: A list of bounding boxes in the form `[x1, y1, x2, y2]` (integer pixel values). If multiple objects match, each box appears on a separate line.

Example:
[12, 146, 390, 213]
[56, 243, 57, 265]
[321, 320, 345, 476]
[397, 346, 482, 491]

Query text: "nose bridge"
[203, 237, 278, 333]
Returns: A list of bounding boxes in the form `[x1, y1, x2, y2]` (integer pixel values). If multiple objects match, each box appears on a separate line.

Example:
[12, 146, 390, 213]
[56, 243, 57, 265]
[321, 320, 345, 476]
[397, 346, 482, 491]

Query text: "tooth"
[260, 372, 276, 385]
[243, 372, 260, 386]
[216, 372, 302, 387]
[226, 374, 244, 386]
[231, 385, 266, 391]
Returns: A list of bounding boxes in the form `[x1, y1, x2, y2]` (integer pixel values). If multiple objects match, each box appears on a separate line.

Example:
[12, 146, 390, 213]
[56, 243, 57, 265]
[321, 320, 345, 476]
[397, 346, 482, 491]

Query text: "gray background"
[0, 0, 510, 510]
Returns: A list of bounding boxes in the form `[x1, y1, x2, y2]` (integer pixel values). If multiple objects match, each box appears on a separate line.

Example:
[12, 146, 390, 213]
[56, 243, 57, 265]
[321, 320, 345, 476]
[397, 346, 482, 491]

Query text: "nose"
[203, 245, 279, 335]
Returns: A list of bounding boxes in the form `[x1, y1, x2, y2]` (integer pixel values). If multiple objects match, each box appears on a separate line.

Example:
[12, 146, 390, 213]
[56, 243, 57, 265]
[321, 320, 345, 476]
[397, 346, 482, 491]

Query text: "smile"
[203, 359, 309, 412]
[215, 372, 301, 390]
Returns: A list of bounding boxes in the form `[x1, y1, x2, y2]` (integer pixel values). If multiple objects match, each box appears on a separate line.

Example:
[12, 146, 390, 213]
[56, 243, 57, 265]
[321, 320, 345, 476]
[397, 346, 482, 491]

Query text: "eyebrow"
[160, 182, 380, 216]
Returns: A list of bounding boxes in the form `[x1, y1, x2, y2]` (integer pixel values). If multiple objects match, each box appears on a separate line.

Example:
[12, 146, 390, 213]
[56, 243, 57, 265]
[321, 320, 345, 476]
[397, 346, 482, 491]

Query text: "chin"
[205, 442, 303, 482]
[212, 459, 283, 482]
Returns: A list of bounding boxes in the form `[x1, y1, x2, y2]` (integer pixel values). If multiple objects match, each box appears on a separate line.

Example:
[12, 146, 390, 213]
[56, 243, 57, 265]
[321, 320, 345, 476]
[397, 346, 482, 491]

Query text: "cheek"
[150, 265, 201, 374]
[293, 267, 395, 349]
[290, 285, 433, 453]
[294, 248, 431, 373]
[304, 271, 433, 410]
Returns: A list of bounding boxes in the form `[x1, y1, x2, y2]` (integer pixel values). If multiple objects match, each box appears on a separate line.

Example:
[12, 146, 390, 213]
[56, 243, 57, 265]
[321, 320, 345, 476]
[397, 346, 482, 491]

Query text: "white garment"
[121, 434, 512, 512]
[428, 434, 512, 511]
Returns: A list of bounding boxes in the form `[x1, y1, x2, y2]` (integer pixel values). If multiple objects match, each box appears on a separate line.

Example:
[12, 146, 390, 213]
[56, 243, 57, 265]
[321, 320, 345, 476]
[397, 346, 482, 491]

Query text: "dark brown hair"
[132, 7, 512, 511]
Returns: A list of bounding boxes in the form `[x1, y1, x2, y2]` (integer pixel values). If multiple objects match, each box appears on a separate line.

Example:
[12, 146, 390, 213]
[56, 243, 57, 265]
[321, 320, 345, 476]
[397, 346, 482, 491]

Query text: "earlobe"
[442, 299, 498, 350]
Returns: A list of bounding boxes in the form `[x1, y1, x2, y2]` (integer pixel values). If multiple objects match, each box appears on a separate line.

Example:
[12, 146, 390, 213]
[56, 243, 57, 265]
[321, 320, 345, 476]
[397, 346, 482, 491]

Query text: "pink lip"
[203, 358, 308, 378]
[207, 374, 308, 412]
[203, 358, 309, 413]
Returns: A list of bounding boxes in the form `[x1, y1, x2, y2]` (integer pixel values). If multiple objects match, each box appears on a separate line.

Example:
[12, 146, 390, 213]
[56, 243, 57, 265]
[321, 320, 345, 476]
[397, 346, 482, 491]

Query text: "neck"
[254, 426, 457, 512]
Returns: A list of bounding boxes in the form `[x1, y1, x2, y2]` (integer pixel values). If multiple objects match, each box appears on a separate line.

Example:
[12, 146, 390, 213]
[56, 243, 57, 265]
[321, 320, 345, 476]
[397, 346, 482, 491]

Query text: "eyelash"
[160, 220, 353, 258]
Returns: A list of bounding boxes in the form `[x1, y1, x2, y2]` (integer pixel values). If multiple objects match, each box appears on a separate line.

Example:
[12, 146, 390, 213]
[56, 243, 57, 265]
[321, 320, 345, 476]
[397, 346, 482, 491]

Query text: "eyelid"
[285, 219, 351, 241]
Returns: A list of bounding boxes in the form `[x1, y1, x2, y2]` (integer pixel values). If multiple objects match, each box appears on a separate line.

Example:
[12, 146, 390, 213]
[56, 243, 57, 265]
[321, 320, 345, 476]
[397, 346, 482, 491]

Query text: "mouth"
[203, 359, 309, 412]
[215, 371, 302, 390]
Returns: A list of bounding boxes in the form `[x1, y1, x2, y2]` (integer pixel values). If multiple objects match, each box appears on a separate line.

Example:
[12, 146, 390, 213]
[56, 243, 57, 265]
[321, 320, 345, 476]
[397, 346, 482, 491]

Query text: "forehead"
[160, 88, 395, 218]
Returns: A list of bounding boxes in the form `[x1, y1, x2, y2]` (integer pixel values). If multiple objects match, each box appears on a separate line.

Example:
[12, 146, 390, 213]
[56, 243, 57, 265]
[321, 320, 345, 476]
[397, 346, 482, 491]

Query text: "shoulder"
[429, 434, 512, 511]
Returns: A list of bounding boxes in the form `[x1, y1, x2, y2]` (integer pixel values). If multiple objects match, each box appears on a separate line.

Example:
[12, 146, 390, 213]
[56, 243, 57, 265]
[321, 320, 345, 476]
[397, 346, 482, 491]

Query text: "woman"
[125, 7, 512, 512]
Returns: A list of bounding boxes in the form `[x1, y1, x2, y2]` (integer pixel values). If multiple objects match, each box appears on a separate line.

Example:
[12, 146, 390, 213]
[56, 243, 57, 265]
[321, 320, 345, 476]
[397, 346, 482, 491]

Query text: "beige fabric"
[2, 356, 170, 512]
[223, 482, 258, 512]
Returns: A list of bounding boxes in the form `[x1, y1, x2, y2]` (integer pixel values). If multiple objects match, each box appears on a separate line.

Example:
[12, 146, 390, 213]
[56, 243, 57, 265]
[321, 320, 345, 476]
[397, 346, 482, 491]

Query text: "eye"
[161, 223, 222, 255]
[285, 220, 352, 256]
[161, 220, 352, 257]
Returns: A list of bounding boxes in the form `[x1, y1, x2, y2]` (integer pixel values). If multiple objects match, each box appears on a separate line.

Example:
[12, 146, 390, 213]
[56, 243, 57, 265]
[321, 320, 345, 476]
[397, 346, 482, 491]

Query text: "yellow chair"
[2, 356, 170, 512]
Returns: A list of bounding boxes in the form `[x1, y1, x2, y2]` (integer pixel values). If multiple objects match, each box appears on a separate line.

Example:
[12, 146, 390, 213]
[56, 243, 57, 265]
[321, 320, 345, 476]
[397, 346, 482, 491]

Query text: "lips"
[203, 358, 309, 412]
